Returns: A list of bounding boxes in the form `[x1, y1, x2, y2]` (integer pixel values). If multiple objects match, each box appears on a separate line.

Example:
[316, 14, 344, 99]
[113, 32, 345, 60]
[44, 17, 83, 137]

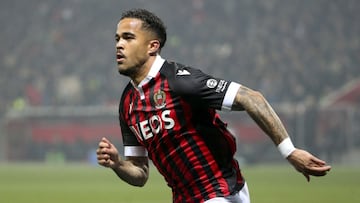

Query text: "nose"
[116, 38, 125, 50]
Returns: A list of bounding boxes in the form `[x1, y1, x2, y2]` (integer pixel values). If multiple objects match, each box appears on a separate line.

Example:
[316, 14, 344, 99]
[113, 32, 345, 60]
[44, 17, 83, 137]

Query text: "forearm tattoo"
[232, 86, 289, 145]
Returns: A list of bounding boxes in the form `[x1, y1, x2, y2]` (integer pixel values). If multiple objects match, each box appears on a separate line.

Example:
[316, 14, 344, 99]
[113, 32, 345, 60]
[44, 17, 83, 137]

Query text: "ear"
[148, 40, 161, 55]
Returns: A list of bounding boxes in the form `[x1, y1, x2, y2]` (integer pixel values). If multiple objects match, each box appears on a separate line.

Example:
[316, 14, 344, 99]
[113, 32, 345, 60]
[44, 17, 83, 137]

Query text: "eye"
[115, 33, 135, 43]
[123, 33, 135, 40]
[115, 35, 120, 42]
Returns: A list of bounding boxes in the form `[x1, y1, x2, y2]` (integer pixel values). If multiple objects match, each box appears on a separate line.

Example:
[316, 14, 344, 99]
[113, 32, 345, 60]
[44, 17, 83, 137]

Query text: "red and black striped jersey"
[119, 55, 244, 203]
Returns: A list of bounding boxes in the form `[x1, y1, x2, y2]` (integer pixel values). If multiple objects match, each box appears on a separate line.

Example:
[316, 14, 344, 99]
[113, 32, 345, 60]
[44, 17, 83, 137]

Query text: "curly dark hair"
[121, 8, 167, 49]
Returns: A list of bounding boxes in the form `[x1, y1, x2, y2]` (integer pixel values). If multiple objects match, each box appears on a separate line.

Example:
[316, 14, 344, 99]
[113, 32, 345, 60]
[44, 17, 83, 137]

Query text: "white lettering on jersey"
[162, 110, 175, 129]
[216, 80, 228, 93]
[130, 110, 175, 141]
[149, 115, 162, 134]
[139, 120, 152, 140]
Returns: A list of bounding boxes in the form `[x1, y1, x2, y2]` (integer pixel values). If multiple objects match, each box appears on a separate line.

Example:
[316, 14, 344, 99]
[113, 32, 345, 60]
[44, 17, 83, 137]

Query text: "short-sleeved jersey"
[119, 55, 244, 203]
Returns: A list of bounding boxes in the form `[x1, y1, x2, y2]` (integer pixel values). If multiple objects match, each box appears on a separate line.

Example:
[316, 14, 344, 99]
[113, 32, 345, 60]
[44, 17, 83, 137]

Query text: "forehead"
[116, 18, 144, 34]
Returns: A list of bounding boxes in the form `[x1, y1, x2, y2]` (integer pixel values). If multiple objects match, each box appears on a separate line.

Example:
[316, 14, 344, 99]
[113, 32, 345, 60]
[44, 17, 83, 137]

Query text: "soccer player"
[96, 8, 331, 203]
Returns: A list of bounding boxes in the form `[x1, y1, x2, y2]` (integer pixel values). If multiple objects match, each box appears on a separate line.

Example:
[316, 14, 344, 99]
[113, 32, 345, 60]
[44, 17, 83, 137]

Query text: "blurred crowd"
[1, 0, 359, 117]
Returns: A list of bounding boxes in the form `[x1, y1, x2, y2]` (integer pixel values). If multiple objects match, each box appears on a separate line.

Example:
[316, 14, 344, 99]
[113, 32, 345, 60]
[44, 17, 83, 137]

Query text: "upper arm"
[232, 85, 265, 111]
[169, 64, 239, 110]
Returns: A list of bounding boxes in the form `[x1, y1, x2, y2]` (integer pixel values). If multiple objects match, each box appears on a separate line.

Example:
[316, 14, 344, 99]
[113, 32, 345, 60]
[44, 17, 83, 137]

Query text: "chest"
[123, 83, 191, 144]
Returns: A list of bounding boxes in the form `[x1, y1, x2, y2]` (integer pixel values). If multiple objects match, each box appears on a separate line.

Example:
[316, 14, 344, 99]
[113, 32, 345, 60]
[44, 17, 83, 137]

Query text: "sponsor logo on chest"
[129, 110, 175, 141]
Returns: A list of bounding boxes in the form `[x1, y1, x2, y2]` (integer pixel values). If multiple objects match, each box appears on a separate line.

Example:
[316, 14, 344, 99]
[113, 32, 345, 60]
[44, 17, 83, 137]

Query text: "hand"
[286, 149, 331, 182]
[96, 137, 120, 169]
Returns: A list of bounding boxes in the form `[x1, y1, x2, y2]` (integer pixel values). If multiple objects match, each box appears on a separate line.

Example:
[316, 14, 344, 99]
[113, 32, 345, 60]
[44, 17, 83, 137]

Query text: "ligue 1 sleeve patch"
[206, 79, 218, 88]
[206, 79, 228, 93]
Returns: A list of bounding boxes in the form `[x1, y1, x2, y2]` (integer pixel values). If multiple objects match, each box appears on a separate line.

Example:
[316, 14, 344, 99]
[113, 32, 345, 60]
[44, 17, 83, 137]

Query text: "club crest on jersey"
[153, 89, 166, 109]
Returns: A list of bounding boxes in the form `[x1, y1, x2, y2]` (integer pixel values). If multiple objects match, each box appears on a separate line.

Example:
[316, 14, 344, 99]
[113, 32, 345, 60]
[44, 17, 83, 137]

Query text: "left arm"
[232, 85, 288, 145]
[232, 85, 331, 181]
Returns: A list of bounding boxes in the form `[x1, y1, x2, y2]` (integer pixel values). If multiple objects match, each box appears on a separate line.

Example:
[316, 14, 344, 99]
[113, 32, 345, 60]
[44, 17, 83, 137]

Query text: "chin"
[117, 65, 126, 74]
[118, 67, 133, 77]
[118, 69, 128, 76]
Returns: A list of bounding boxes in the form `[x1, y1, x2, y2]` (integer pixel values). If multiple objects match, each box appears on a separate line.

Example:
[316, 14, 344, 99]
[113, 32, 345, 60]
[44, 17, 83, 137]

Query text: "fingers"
[288, 149, 332, 181]
[310, 156, 327, 166]
[301, 163, 331, 182]
[97, 139, 111, 155]
[96, 137, 121, 169]
[97, 158, 109, 167]
[96, 148, 110, 167]
[101, 137, 111, 145]
[96, 151, 111, 160]
[306, 155, 332, 176]
[96, 137, 114, 167]
[302, 172, 310, 182]
[98, 137, 111, 148]
[305, 165, 331, 176]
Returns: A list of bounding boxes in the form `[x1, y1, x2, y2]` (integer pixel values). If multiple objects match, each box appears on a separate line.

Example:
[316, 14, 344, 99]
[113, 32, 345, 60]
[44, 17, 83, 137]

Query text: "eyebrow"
[116, 32, 136, 38]
[123, 32, 135, 37]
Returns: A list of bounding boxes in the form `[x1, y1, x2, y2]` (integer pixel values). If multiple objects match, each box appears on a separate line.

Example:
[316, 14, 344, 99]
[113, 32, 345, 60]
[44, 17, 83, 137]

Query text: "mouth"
[116, 52, 125, 64]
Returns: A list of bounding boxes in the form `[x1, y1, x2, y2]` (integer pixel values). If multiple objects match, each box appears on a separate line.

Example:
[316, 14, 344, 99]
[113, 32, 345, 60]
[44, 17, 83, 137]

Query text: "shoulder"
[120, 82, 133, 100]
[160, 61, 209, 95]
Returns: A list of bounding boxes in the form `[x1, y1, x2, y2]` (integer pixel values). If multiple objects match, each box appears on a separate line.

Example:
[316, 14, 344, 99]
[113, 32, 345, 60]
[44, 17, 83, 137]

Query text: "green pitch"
[0, 163, 359, 203]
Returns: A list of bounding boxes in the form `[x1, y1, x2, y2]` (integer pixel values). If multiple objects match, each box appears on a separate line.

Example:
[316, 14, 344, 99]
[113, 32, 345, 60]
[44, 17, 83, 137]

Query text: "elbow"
[115, 169, 149, 187]
[132, 182, 146, 187]
[129, 176, 148, 187]
[126, 170, 149, 187]
[252, 90, 265, 100]
[133, 164, 149, 187]
[251, 90, 267, 106]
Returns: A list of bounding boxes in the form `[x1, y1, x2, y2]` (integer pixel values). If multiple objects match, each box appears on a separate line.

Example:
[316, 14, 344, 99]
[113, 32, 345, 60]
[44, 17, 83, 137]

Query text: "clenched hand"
[96, 137, 120, 169]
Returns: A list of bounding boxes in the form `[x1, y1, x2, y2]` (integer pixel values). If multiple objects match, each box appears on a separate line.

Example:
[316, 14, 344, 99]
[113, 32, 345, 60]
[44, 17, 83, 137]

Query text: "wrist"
[110, 157, 122, 170]
[277, 137, 296, 158]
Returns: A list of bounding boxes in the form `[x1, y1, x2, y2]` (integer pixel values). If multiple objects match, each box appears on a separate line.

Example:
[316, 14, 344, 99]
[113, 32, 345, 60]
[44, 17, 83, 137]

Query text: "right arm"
[96, 137, 149, 187]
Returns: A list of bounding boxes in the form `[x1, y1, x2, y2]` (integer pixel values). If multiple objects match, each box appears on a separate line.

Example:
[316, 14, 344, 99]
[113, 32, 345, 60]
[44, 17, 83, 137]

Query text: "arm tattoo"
[232, 86, 289, 145]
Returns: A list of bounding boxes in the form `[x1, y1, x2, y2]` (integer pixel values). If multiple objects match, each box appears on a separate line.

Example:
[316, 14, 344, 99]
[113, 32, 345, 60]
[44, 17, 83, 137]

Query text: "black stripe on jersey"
[127, 89, 134, 117]
[139, 94, 150, 148]
[160, 129, 206, 202]
[151, 134, 196, 202]
[127, 88, 148, 147]
[155, 76, 200, 202]
[144, 79, 156, 112]
[120, 84, 142, 147]
[185, 132, 226, 198]
[140, 77, 169, 185]
[167, 93, 215, 201]
[158, 76, 198, 202]
[148, 79, 157, 112]
[159, 62, 229, 200]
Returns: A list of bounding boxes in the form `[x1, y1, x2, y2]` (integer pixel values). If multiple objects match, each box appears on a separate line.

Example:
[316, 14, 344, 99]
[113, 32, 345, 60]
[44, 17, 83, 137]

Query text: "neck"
[131, 56, 157, 86]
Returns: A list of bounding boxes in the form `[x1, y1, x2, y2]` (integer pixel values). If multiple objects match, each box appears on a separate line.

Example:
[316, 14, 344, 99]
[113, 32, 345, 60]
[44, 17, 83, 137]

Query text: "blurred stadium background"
[1, 0, 359, 172]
